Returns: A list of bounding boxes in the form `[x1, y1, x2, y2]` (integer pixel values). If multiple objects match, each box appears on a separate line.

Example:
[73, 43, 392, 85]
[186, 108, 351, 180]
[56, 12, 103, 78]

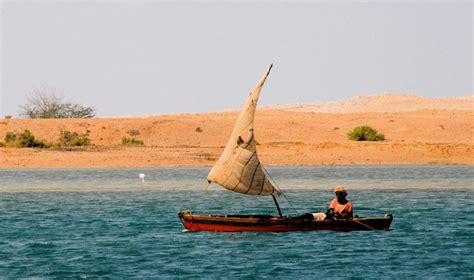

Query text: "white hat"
[334, 185, 347, 194]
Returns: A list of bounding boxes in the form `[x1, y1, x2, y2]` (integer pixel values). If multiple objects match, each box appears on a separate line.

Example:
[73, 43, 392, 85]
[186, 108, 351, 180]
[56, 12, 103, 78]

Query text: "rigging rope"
[204, 182, 221, 203]
[262, 166, 302, 215]
[207, 168, 304, 216]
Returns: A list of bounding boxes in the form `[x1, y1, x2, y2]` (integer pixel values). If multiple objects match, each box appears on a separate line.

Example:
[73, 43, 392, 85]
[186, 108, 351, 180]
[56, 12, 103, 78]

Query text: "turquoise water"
[0, 166, 472, 278]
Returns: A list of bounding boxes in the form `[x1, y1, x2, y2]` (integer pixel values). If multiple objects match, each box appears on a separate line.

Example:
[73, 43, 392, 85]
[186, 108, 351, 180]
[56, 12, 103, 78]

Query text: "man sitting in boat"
[312, 185, 353, 221]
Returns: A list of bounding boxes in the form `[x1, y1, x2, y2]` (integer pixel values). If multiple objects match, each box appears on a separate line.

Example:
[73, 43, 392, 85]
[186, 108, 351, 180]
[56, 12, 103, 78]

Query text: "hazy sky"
[1, 1, 472, 117]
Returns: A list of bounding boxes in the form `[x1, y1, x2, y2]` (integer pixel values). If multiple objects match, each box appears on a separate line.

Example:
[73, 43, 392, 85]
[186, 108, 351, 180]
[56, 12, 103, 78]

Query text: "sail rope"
[262, 166, 302, 215]
[204, 182, 221, 203]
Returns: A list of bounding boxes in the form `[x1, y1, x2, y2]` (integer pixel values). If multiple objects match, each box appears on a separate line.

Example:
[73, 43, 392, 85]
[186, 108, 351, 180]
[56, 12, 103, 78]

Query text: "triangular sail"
[207, 64, 280, 196]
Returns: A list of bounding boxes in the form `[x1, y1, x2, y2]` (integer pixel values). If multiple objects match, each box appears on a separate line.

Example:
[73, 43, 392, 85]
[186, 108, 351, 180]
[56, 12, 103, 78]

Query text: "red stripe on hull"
[182, 220, 358, 232]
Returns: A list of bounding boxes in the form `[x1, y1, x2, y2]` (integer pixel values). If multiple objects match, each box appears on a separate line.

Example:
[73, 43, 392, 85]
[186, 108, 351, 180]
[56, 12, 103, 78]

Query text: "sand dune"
[0, 93, 472, 168]
[269, 93, 473, 113]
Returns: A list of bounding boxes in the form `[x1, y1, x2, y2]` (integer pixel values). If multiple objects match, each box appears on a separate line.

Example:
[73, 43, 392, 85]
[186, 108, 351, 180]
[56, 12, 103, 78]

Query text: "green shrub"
[122, 137, 144, 146]
[127, 129, 140, 136]
[57, 130, 91, 147]
[0, 142, 4, 147]
[18, 130, 37, 147]
[195, 127, 203, 133]
[5, 131, 16, 142]
[347, 125, 385, 141]
[4, 130, 50, 148]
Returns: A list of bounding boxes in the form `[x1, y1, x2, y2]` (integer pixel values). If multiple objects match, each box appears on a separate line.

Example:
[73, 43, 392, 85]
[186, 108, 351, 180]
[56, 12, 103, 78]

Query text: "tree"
[19, 86, 96, 119]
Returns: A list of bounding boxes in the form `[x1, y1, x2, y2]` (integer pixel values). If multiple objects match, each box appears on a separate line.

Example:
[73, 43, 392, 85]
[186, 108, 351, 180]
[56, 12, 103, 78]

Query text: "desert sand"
[271, 93, 473, 113]
[0, 94, 473, 168]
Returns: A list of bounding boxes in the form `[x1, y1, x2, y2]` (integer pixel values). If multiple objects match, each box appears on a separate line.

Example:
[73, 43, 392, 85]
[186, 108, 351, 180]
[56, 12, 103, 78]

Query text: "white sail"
[207, 64, 280, 196]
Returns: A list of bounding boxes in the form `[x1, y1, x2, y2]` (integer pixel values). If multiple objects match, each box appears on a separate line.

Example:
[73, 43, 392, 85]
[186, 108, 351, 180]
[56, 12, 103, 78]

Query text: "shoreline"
[1, 142, 472, 169]
[0, 163, 471, 170]
[1, 109, 472, 168]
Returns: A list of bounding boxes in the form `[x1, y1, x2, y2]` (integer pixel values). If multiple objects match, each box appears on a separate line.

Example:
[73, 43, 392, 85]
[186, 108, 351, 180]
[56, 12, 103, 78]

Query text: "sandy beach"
[1, 94, 472, 168]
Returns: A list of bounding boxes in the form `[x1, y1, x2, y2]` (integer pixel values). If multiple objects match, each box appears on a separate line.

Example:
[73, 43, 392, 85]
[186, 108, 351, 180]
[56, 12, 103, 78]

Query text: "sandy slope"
[0, 104, 472, 168]
[271, 94, 473, 113]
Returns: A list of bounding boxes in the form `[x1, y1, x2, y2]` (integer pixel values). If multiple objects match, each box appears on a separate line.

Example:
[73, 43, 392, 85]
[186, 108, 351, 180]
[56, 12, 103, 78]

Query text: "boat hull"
[177, 210, 393, 232]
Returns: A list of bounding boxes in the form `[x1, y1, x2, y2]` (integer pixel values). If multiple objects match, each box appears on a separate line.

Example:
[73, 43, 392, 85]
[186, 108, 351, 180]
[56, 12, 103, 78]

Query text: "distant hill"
[267, 93, 473, 113]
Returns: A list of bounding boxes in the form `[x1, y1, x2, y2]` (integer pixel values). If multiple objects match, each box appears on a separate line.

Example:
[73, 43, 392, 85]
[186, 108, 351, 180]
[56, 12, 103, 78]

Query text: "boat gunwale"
[178, 211, 391, 222]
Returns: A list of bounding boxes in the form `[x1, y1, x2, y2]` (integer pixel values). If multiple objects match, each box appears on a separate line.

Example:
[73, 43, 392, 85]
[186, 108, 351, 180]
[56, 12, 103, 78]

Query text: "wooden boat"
[178, 211, 393, 232]
[178, 64, 393, 232]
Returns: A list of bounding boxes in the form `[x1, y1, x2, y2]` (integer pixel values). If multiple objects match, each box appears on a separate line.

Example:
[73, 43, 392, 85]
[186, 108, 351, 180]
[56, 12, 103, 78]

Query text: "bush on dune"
[3, 130, 50, 148]
[55, 130, 91, 147]
[2, 129, 92, 148]
[122, 137, 144, 146]
[347, 125, 385, 141]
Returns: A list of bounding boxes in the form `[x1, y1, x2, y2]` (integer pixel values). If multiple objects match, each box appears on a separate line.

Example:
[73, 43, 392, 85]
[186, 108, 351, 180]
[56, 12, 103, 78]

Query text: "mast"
[272, 195, 283, 217]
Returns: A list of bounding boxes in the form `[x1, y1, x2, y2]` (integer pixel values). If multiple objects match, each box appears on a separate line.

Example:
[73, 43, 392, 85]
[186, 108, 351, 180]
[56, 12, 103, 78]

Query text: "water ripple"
[0, 166, 472, 277]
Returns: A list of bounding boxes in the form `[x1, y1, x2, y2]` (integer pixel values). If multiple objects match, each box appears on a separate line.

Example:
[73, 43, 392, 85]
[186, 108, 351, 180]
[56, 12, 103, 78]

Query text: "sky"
[1, 1, 472, 117]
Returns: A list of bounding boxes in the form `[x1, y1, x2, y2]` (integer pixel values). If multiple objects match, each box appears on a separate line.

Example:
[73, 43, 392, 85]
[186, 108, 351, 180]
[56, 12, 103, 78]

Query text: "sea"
[0, 165, 472, 278]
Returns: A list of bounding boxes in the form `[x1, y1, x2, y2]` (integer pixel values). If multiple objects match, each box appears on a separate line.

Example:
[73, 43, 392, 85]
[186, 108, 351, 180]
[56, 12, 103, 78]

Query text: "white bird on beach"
[139, 173, 145, 184]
